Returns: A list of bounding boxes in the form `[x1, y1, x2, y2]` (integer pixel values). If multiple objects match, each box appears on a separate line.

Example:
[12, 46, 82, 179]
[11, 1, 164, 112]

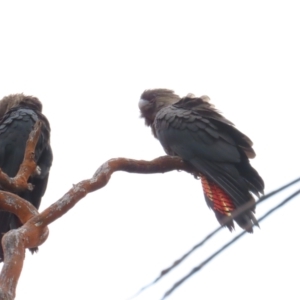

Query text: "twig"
[0, 120, 42, 193]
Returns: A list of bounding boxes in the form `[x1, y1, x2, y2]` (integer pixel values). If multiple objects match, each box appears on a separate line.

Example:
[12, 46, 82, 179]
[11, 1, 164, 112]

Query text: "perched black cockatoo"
[0, 94, 53, 261]
[139, 89, 264, 232]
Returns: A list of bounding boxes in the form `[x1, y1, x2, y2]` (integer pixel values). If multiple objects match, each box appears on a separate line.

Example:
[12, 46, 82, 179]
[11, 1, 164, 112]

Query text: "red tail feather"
[200, 175, 236, 216]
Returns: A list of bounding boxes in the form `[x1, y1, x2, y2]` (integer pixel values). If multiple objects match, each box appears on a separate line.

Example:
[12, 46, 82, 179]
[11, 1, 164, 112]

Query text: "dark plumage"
[0, 94, 53, 261]
[139, 89, 264, 232]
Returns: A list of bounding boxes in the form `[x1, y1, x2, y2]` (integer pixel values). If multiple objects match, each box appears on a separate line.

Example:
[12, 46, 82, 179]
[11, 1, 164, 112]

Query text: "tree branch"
[0, 120, 41, 193]
[0, 154, 195, 299]
[0, 121, 43, 299]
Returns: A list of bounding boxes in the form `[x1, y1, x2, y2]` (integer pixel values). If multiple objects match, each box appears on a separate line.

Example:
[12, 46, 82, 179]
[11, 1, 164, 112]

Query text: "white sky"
[1, 1, 300, 299]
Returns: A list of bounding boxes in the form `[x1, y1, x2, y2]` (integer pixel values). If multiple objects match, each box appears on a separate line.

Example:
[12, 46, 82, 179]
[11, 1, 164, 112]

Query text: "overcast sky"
[1, 1, 300, 299]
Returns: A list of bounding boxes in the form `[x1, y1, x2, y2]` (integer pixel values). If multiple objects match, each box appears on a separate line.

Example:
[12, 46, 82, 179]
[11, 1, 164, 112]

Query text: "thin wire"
[127, 177, 300, 300]
[162, 188, 300, 299]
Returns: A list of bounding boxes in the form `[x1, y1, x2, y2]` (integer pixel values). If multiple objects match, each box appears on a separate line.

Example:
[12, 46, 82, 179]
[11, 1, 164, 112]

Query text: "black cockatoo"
[0, 94, 53, 261]
[139, 89, 264, 232]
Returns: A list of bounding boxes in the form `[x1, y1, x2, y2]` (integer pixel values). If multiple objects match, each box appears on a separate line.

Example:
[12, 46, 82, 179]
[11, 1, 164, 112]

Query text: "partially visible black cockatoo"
[0, 94, 53, 261]
[139, 89, 264, 232]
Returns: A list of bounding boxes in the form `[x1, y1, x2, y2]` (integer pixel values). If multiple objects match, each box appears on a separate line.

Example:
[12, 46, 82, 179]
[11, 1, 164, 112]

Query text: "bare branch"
[0, 192, 46, 300]
[0, 155, 194, 299]
[31, 156, 193, 227]
[0, 121, 43, 300]
[0, 120, 42, 193]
